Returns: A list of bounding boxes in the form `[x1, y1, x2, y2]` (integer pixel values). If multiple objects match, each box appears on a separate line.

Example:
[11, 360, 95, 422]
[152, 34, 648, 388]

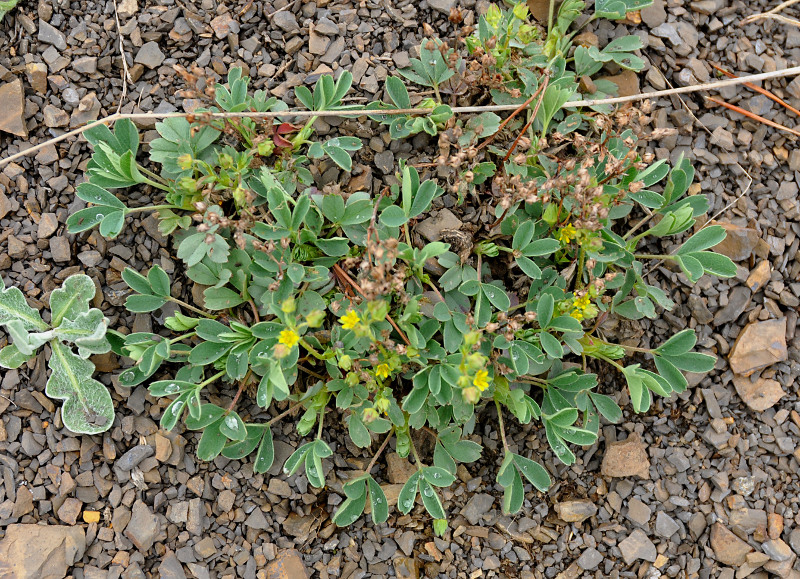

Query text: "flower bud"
[362, 408, 379, 424]
[306, 309, 325, 328]
[272, 343, 289, 359]
[338, 354, 353, 371]
[462, 386, 481, 405]
[281, 297, 296, 314]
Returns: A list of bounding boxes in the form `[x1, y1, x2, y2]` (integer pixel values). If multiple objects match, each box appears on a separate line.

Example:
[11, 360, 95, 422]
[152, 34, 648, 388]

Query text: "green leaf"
[50, 274, 96, 326]
[380, 205, 408, 227]
[675, 254, 704, 282]
[656, 328, 696, 356]
[589, 392, 622, 423]
[125, 294, 168, 313]
[0, 279, 47, 331]
[222, 424, 265, 460]
[367, 477, 389, 524]
[219, 411, 247, 441]
[537, 294, 554, 328]
[419, 479, 445, 519]
[446, 439, 483, 463]
[653, 356, 688, 393]
[47, 340, 115, 434]
[663, 352, 716, 373]
[522, 239, 561, 257]
[540, 331, 563, 358]
[423, 466, 456, 487]
[55, 309, 110, 357]
[386, 76, 411, 108]
[283, 441, 315, 476]
[513, 454, 551, 492]
[184, 403, 226, 430]
[677, 226, 727, 255]
[482, 284, 510, 311]
[398, 471, 420, 514]
[502, 466, 524, 514]
[325, 146, 353, 171]
[75, 182, 126, 209]
[99, 211, 126, 238]
[196, 420, 227, 461]
[253, 426, 275, 474]
[147, 265, 171, 297]
[0, 343, 34, 369]
[332, 483, 367, 526]
[516, 256, 542, 279]
[691, 251, 737, 278]
[203, 287, 245, 310]
[348, 413, 372, 448]
[122, 268, 153, 295]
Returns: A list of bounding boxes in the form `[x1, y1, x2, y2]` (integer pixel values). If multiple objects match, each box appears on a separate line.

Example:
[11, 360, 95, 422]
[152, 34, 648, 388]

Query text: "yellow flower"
[569, 309, 584, 321]
[340, 310, 360, 330]
[557, 224, 577, 244]
[278, 329, 300, 348]
[473, 369, 490, 392]
[375, 364, 390, 379]
[374, 397, 390, 414]
[574, 294, 591, 311]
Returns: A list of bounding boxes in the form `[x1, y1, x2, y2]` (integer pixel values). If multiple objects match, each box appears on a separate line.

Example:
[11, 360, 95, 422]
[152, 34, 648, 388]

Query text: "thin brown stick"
[741, 0, 800, 26]
[6, 65, 800, 168]
[111, 0, 132, 114]
[711, 63, 800, 118]
[365, 429, 394, 474]
[706, 95, 800, 138]
[331, 263, 411, 346]
[475, 75, 548, 153]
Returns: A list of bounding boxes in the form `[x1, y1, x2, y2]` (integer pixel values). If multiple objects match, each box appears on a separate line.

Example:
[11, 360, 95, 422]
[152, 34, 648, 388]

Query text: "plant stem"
[168, 332, 196, 344]
[267, 401, 305, 426]
[126, 204, 180, 214]
[495, 400, 510, 451]
[226, 369, 253, 413]
[548, 0, 556, 37]
[597, 338, 654, 355]
[365, 428, 395, 474]
[410, 436, 424, 470]
[299, 338, 327, 360]
[634, 253, 675, 261]
[317, 404, 326, 439]
[166, 296, 216, 318]
[199, 370, 226, 388]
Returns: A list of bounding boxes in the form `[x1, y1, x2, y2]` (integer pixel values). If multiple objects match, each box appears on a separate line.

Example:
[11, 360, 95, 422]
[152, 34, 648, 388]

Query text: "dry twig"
[741, 0, 800, 28]
[4, 65, 800, 168]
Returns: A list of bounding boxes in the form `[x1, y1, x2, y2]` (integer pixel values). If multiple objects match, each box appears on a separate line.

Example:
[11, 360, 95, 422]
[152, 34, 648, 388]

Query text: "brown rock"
[154, 433, 172, 462]
[57, 497, 83, 525]
[710, 522, 753, 565]
[746, 260, 771, 292]
[25, 63, 48, 94]
[0, 524, 86, 579]
[43, 105, 69, 128]
[600, 69, 640, 97]
[601, 433, 650, 479]
[386, 452, 417, 484]
[768, 513, 784, 540]
[282, 513, 315, 538]
[728, 318, 787, 376]
[733, 376, 785, 412]
[394, 557, 419, 579]
[712, 222, 760, 261]
[527, 0, 550, 21]
[0, 79, 27, 137]
[210, 12, 237, 39]
[37, 213, 59, 238]
[554, 499, 598, 523]
[265, 549, 309, 579]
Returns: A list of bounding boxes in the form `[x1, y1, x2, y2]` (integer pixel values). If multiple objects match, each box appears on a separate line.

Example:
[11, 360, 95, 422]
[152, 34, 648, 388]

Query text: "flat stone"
[461, 494, 494, 526]
[267, 478, 292, 498]
[386, 452, 417, 484]
[194, 537, 216, 559]
[245, 508, 268, 530]
[283, 513, 314, 537]
[641, 0, 666, 27]
[618, 529, 657, 564]
[57, 497, 83, 525]
[116, 445, 154, 471]
[272, 11, 299, 33]
[0, 79, 28, 137]
[729, 318, 787, 376]
[308, 28, 330, 54]
[428, 0, 455, 14]
[0, 524, 86, 579]
[38, 213, 59, 238]
[655, 512, 680, 538]
[158, 551, 187, 579]
[733, 375, 785, 412]
[72, 56, 98, 75]
[38, 20, 67, 50]
[135, 42, 165, 69]
[265, 550, 309, 579]
[710, 522, 754, 565]
[50, 236, 71, 262]
[762, 539, 793, 562]
[124, 500, 160, 552]
[577, 547, 604, 570]
[315, 17, 339, 35]
[154, 434, 172, 462]
[8, 235, 27, 259]
[713, 286, 751, 325]
[713, 222, 760, 261]
[601, 433, 650, 479]
[626, 498, 652, 526]
[43, 105, 69, 128]
[25, 62, 48, 94]
[373, 150, 395, 174]
[209, 12, 238, 39]
[600, 69, 639, 97]
[394, 557, 418, 579]
[554, 499, 598, 523]
[416, 209, 463, 242]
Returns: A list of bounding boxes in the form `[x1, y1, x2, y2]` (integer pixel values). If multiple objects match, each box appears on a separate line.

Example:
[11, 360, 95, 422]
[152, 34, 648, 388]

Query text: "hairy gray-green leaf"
[47, 340, 115, 434]
[55, 309, 111, 358]
[50, 274, 97, 326]
[0, 279, 47, 331]
[0, 343, 34, 369]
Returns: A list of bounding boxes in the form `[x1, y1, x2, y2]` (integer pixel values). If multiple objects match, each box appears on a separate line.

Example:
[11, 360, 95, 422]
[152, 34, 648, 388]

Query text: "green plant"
[0, 0, 19, 22]
[45, 0, 738, 533]
[0, 275, 114, 434]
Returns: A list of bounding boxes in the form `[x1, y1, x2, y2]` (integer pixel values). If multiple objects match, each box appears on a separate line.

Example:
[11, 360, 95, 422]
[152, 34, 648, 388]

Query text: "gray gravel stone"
[273, 11, 299, 33]
[626, 498, 651, 526]
[577, 547, 604, 570]
[38, 20, 67, 50]
[762, 539, 793, 562]
[49, 236, 71, 262]
[428, 0, 455, 14]
[618, 529, 657, 564]
[116, 445, 155, 471]
[124, 500, 160, 552]
[655, 511, 680, 538]
[373, 150, 395, 175]
[135, 42, 165, 69]
[461, 494, 494, 525]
